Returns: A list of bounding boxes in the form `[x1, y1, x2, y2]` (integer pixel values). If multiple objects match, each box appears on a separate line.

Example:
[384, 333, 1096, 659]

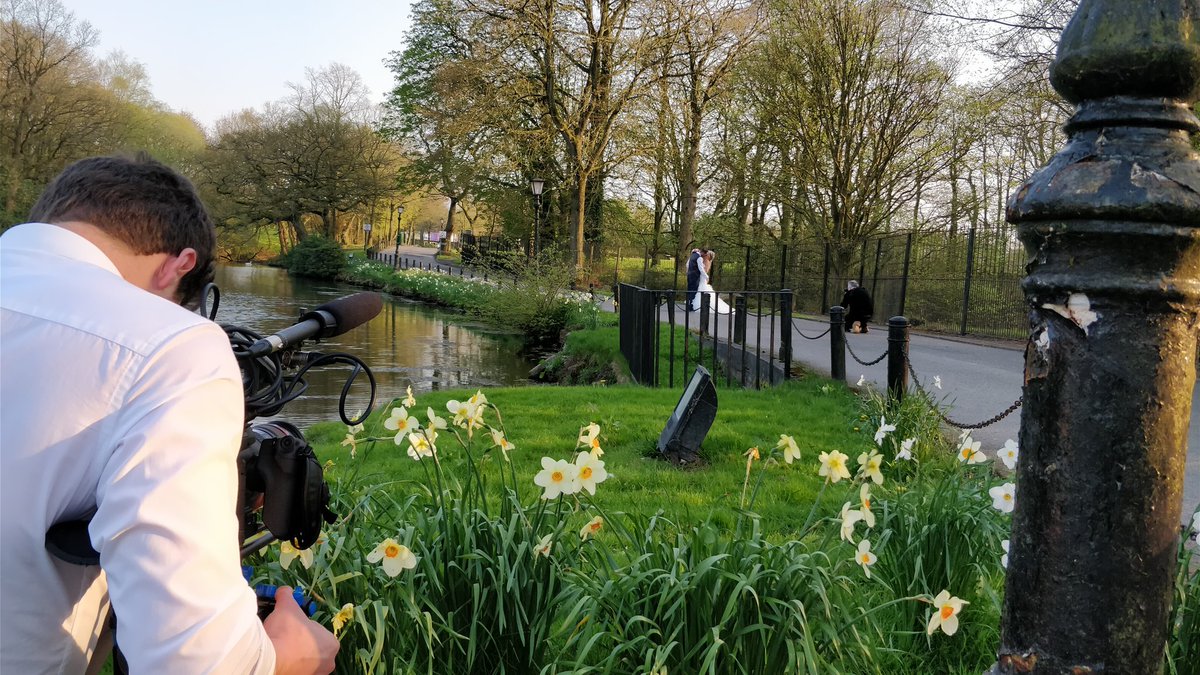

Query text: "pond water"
[210, 264, 534, 430]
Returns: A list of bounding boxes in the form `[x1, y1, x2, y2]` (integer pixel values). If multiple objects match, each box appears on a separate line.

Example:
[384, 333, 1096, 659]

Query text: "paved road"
[788, 314, 1200, 524]
[372, 247, 1200, 523]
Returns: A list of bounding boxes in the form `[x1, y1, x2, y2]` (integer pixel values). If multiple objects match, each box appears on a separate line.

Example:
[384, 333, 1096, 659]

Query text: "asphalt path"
[374, 247, 1200, 523]
[788, 314, 1200, 524]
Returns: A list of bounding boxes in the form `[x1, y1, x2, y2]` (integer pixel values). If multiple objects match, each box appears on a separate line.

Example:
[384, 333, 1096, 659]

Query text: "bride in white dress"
[689, 250, 734, 315]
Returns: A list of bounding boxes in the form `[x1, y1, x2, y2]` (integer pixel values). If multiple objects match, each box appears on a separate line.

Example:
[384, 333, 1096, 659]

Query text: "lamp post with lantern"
[530, 177, 545, 259]
[393, 205, 405, 261]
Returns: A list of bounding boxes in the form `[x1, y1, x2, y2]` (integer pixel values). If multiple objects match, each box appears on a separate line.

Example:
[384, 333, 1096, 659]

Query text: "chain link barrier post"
[830, 306, 846, 383]
[886, 316, 909, 403]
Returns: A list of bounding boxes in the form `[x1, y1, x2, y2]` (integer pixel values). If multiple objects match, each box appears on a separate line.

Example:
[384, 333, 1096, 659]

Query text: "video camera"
[208, 290, 384, 557]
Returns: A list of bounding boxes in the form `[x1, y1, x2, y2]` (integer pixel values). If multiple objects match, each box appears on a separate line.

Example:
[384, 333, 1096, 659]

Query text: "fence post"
[734, 295, 747, 344]
[960, 227, 976, 335]
[821, 243, 831, 314]
[781, 289, 793, 381]
[987, 3, 1200, 672]
[743, 245, 752, 291]
[830, 306, 846, 384]
[779, 244, 788, 290]
[886, 316, 909, 403]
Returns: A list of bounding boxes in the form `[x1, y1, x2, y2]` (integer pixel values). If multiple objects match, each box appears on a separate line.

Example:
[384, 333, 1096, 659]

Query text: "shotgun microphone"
[246, 292, 383, 357]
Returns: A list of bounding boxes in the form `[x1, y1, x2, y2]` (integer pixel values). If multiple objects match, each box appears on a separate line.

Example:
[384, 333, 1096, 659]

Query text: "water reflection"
[211, 264, 532, 429]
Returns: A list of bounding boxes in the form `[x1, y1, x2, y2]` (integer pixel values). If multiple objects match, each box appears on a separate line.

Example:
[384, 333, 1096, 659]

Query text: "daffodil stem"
[799, 479, 829, 537]
[834, 594, 925, 636]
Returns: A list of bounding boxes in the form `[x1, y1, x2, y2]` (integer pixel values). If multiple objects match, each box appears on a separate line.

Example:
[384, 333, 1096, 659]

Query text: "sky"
[61, 0, 415, 131]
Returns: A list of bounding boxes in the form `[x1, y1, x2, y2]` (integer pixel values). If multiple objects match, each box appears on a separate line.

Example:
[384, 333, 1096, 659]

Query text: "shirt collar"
[0, 222, 122, 277]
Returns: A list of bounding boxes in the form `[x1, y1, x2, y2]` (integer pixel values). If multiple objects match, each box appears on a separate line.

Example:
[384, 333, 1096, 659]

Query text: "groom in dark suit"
[685, 248, 702, 311]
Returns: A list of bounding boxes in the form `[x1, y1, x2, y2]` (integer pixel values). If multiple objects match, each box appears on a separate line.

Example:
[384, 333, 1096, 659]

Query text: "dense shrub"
[284, 235, 346, 279]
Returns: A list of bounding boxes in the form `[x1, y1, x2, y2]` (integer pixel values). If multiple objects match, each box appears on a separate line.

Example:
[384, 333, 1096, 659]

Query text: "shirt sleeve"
[90, 322, 275, 674]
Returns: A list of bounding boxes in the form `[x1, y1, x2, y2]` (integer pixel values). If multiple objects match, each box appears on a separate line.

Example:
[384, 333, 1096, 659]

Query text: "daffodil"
[332, 603, 354, 637]
[340, 432, 358, 458]
[533, 533, 553, 558]
[384, 406, 420, 438]
[279, 540, 314, 570]
[857, 374, 866, 386]
[989, 483, 1016, 513]
[366, 538, 418, 577]
[1001, 539, 1010, 568]
[958, 437, 986, 464]
[407, 431, 434, 461]
[855, 540, 877, 577]
[534, 457, 580, 499]
[776, 434, 801, 464]
[933, 375, 942, 389]
[574, 451, 608, 495]
[446, 399, 471, 427]
[403, 385, 417, 408]
[926, 590, 968, 636]
[1192, 511, 1200, 535]
[578, 423, 602, 455]
[874, 417, 896, 446]
[839, 502, 864, 542]
[858, 483, 876, 528]
[819, 450, 852, 483]
[580, 515, 603, 540]
[896, 437, 915, 461]
[426, 407, 448, 431]
[998, 439, 1019, 470]
[857, 451, 885, 485]
[468, 389, 488, 407]
[490, 427, 515, 460]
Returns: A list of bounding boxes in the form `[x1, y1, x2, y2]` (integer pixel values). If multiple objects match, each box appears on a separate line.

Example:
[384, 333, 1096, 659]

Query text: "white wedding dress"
[689, 260, 734, 315]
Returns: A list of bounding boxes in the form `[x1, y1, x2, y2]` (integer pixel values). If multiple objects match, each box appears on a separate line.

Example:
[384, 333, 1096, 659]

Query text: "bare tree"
[749, 0, 952, 276]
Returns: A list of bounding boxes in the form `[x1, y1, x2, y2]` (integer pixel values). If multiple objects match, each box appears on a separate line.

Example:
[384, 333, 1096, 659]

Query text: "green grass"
[307, 379, 863, 539]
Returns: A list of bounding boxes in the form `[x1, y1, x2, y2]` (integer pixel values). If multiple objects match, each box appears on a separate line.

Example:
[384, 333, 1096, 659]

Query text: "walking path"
[372, 247, 1200, 523]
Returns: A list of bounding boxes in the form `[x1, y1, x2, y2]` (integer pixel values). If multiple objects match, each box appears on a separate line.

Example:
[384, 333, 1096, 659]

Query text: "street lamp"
[363, 221, 372, 253]
[393, 205, 405, 261]
[530, 177, 545, 258]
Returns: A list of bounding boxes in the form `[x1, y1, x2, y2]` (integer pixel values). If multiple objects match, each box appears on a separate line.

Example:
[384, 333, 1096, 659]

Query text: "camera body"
[237, 421, 334, 552]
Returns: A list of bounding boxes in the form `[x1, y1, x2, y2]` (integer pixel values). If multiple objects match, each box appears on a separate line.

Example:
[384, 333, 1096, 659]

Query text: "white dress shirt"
[0, 223, 275, 674]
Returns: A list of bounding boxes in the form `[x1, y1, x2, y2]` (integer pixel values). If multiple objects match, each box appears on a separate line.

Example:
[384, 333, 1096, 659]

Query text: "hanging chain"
[905, 352, 1023, 430]
[791, 318, 831, 340]
[845, 339, 887, 366]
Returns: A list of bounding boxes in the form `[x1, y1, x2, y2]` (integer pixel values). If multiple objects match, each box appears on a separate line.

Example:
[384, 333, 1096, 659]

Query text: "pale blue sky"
[62, 0, 414, 130]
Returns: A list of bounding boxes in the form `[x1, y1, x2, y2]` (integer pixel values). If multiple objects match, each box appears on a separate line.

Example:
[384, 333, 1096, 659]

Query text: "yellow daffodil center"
[580, 467, 593, 480]
[589, 522, 601, 532]
[860, 554, 870, 563]
[1004, 494, 1013, 502]
[385, 544, 401, 558]
[940, 605, 954, 620]
[590, 438, 600, 449]
[961, 448, 970, 458]
[551, 471, 563, 482]
[863, 499, 871, 509]
[831, 459, 843, 470]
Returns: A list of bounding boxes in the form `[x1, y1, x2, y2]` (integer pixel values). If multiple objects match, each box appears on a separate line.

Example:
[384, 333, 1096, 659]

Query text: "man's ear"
[151, 247, 197, 295]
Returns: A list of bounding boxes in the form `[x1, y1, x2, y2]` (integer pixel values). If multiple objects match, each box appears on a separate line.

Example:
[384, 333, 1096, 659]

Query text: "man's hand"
[263, 586, 339, 675]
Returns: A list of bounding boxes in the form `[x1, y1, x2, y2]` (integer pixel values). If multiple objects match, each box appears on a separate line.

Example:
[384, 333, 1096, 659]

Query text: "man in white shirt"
[0, 155, 339, 674]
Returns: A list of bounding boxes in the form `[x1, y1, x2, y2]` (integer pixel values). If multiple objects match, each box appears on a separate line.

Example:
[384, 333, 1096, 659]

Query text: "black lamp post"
[530, 177, 545, 259]
[393, 205, 405, 260]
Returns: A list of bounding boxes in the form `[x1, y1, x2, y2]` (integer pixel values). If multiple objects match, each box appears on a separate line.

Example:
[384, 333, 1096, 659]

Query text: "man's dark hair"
[28, 153, 216, 308]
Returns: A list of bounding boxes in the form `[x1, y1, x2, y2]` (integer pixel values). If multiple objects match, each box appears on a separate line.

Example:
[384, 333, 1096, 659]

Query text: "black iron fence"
[611, 227, 1027, 340]
[617, 283, 793, 390]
